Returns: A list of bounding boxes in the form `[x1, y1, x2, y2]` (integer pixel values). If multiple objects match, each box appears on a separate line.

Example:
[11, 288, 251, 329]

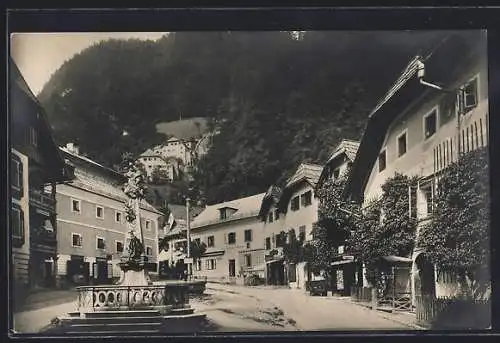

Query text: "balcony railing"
[29, 189, 56, 210]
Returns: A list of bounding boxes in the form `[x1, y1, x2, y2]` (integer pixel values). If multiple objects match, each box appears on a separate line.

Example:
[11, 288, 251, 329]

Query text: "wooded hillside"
[38, 31, 450, 204]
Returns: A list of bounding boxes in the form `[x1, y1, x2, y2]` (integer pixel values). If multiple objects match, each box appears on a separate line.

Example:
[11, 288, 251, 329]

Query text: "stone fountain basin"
[152, 280, 207, 295]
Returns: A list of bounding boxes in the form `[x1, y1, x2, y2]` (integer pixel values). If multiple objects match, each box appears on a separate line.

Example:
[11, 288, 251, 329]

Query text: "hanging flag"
[166, 211, 176, 232]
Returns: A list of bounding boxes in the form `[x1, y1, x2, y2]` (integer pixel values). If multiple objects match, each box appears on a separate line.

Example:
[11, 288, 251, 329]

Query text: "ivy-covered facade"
[343, 31, 489, 307]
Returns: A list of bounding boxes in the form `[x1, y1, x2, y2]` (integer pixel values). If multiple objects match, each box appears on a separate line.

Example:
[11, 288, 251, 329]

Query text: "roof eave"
[343, 75, 426, 203]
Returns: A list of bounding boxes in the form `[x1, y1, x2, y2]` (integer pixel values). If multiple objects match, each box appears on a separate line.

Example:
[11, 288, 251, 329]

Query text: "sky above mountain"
[10, 32, 169, 95]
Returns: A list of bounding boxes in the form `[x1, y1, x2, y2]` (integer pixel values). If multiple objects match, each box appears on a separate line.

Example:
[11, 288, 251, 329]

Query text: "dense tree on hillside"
[39, 31, 451, 204]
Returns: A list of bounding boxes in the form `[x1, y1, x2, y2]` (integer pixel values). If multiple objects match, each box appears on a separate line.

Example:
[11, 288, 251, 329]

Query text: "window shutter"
[20, 208, 25, 245]
[19, 159, 24, 196]
[224, 233, 227, 244]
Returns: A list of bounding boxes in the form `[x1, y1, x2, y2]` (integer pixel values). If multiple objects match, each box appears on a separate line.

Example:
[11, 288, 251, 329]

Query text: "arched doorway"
[415, 253, 436, 297]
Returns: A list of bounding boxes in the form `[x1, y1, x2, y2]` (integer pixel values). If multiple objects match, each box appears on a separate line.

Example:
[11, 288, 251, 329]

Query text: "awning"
[265, 257, 284, 264]
[331, 260, 354, 266]
[381, 255, 412, 263]
[202, 250, 225, 258]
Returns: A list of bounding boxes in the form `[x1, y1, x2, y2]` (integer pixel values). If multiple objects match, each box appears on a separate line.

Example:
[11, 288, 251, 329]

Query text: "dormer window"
[219, 208, 227, 220]
[219, 207, 236, 220]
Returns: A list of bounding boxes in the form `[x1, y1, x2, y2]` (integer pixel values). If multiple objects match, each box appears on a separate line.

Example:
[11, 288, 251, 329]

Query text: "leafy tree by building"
[417, 147, 489, 299]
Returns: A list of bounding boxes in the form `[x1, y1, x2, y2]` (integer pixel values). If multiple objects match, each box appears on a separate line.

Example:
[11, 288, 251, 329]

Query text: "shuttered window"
[11, 205, 25, 244]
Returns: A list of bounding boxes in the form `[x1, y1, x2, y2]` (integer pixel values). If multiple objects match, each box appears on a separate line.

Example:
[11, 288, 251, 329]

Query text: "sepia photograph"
[8, 27, 490, 335]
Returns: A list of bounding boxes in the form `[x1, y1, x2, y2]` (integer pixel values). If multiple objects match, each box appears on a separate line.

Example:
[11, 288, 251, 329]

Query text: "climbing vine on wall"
[347, 173, 418, 284]
[418, 147, 490, 299]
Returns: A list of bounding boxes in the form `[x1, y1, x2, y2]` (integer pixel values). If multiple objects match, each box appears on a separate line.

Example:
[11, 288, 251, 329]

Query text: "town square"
[9, 27, 490, 334]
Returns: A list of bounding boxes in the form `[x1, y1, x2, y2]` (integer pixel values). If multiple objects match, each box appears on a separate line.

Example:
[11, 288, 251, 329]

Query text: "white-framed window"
[72, 233, 83, 247]
[205, 259, 216, 270]
[146, 246, 153, 256]
[378, 149, 387, 172]
[11, 155, 22, 190]
[115, 211, 122, 223]
[96, 205, 104, 219]
[11, 205, 24, 240]
[462, 75, 479, 112]
[265, 237, 271, 250]
[301, 191, 312, 207]
[290, 196, 300, 211]
[71, 199, 81, 214]
[397, 130, 408, 157]
[195, 259, 202, 271]
[145, 219, 152, 231]
[244, 229, 252, 242]
[207, 235, 215, 247]
[227, 232, 236, 245]
[29, 126, 38, 147]
[423, 107, 438, 140]
[245, 254, 252, 267]
[96, 236, 105, 250]
[116, 240, 124, 253]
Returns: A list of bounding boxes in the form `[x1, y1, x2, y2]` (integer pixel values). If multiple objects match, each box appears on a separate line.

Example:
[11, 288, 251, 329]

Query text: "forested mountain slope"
[38, 31, 450, 204]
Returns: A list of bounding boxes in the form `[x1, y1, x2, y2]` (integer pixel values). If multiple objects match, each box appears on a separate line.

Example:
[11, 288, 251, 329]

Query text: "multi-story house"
[159, 204, 204, 269]
[315, 139, 360, 296]
[190, 193, 266, 284]
[55, 143, 162, 287]
[137, 149, 180, 182]
[10, 60, 71, 292]
[259, 163, 323, 289]
[343, 31, 488, 305]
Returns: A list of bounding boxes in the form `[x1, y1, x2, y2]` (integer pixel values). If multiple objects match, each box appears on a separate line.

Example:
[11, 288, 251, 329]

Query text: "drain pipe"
[416, 59, 446, 91]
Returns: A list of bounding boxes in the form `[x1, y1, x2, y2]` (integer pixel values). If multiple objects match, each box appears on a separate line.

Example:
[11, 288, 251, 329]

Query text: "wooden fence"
[415, 295, 490, 329]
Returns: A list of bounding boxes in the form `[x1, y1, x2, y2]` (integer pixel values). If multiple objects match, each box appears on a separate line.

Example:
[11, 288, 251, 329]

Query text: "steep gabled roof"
[326, 139, 360, 165]
[285, 163, 323, 189]
[191, 193, 266, 229]
[277, 162, 322, 213]
[316, 139, 360, 190]
[258, 185, 282, 220]
[10, 59, 71, 183]
[343, 31, 485, 203]
[139, 148, 161, 157]
[60, 148, 161, 215]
